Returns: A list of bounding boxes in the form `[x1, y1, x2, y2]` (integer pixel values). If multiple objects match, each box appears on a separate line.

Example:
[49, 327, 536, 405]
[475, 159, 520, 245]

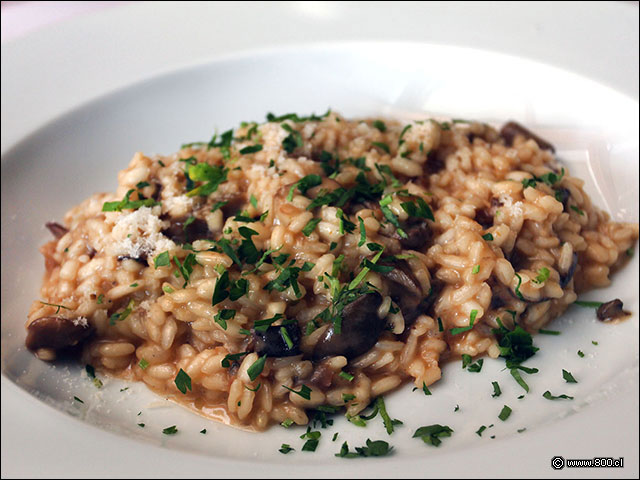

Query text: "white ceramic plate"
[2, 42, 638, 478]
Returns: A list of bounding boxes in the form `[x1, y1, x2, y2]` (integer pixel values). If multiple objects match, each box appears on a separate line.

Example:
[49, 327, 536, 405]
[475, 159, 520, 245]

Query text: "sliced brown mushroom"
[45, 222, 68, 239]
[25, 316, 94, 352]
[382, 260, 424, 325]
[312, 292, 384, 360]
[596, 299, 630, 322]
[253, 322, 301, 357]
[395, 218, 431, 250]
[161, 216, 211, 244]
[475, 197, 503, 229]
[559, 253, 578, 288]
[500, 121, 555, 152]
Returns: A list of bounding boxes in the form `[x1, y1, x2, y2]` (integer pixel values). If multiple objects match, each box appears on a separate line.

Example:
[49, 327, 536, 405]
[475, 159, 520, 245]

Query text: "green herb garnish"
[491, 381, 502, 398]
[413, 425, 453, 447]
[174, 368, 192, 394]
[102, 189, 160, 212]
[562, 369, 578, 383]
[498, 405, 512, 421]
[247, 355, 267, 381]
[450, 309, 478, 336]
[542, 391, 574, 400]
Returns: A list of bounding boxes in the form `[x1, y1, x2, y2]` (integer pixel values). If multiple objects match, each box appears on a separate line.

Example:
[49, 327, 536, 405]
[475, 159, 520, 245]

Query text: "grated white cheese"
[72, 317, 88, 327]
[163, 194, 194, 217]
[107, 206, 175, 258]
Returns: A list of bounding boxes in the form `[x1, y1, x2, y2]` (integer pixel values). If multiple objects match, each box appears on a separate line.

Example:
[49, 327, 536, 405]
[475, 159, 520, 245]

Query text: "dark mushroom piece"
[382, 260, 435, 326]
[554, 188, 571, 211]
[45, 222, 68, 239]
[312, 292, 384, 361]
[559, 253, 578, 288]
[475, 197, 503, 229]
[500, 121, 555, 153]
[253, 322, 301, 357]
[596, 299, 630, 323]
[25, 316, 94, 352]
[161, 216, 211, 244]
[394, 218, 431, 250]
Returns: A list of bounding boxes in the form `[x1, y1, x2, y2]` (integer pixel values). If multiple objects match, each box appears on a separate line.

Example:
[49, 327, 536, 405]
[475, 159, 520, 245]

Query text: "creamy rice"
[26, 112, 638, 430]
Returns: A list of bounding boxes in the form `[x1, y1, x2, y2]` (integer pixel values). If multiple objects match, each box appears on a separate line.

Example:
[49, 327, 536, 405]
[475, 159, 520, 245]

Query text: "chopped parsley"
[510, 368, 530, 393]
[283, 384, 312, 400]
[514, 273, 524, 300]
[400, 196, 435, 221]
[498, 405, 512, 421]
[266, 110, 330, 123]
[472, 265, 480, 274]
[437, 317, 444, 332]
[264, 261, 312, 298]
[491, 381, 502, 398]
[247, 355, 267, 381]
[532, 267, 550, 284]
[577, 350, 585, 358]
[109, 298, 135, 325]
[468, 359, 484, 373]
[339, 371, 354, 382]
[372, 120, 387, 132]
[214, 308, 235, 330]
[562, 369, 578, 383]
[96, 294, 104, 304]
[300, 430, 321, 452]
[39, 301, 70, 314]
[200, 429, 207, 434]
[287, 174, 323, 201]
[335, 439, 393, 458]
[211, 200, 228, 213]
[221, 351, 249, 368]
[281, 419, 294, 428]
[450, 309, 478, 336]
[302, 217, 322, 236]
[491, 318, 539, 367]
[162, 425, 178, 435]
[538, 328, 560, 335]
[279, 444, 295, 454]
[342, 393, 356, 403]
[73, 396, 84, 404]
[570, 205, 585, 216]
[173, 253, 198, 287]
[482, 233, 494, 241]
[413, 424, 453, 447]
[185, 163, 228, 197]
[379, 194, 407, 239]
[280, 326, 294, 349]
[574, 300, 603, 308]
[281, 123, 303, 153]
[542, 391, 574, 400]
[371, 141, 390, 154]
[212, 269, 250, 306]
[239, 144, 263, 154]
[174, 368, 192, 394]
[102, 189, 160, 212]
[375, 397, 401, 435]
[476, 425, 487, 437]
[138, 358, 149, 370]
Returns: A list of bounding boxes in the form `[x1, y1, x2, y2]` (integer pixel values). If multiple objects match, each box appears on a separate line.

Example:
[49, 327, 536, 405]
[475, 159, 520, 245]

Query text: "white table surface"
[1, 2, 638, 478]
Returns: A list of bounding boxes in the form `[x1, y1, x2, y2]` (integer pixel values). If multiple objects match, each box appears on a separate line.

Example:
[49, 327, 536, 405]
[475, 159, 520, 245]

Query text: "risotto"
[25, 111, 638, 430]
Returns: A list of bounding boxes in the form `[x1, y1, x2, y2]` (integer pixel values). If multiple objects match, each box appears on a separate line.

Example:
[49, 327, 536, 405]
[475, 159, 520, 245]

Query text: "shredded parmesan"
[107, 206, 175, 258]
